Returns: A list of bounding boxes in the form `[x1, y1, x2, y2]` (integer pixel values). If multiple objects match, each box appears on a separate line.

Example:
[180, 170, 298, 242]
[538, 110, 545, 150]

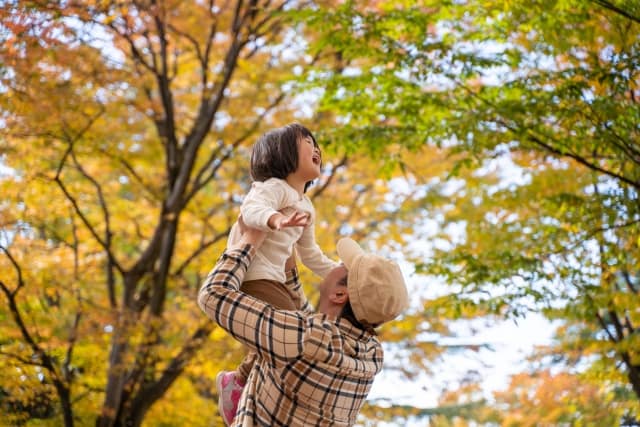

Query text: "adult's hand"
[284, 250, 297, 272]
[237, 215, 268, 249]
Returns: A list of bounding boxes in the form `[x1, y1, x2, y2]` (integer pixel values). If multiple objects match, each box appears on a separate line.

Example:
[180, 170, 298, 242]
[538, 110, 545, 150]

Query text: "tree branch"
[54, 149, 123, 276]
[69, 147, 121, 271]
[63, 309, 82, 382]
[104, 21, 156, 74]
[310, 155, 348, 201]
[0, 253, 59, 381]
[171, 230, 229, 277]
[185, 91, 287, 204]
[126, 322, 215, 424]
[579, 91, 640, 164]
[590, 0, 640, 24]
[0, 245, 24, 295]
[595, 311, 618, 342]
[98, 147, 162, 202]
[149, 0, 180, 188]
[622, 270, 638, 294]
[168, 12, 254, 212]
[496, 118, 640, 191]
[457, 79, 640, 191]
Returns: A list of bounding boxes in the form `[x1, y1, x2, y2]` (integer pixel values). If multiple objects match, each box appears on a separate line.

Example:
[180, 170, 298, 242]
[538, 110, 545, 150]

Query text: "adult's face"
[317, 264, 348, 316]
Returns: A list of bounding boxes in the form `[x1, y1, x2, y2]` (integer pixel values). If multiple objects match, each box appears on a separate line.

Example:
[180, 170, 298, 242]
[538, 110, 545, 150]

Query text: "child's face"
[295, 135, 321, 181]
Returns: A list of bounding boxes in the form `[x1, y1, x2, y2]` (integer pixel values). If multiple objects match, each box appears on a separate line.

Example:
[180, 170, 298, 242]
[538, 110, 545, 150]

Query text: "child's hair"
[250, 123, 321, 193]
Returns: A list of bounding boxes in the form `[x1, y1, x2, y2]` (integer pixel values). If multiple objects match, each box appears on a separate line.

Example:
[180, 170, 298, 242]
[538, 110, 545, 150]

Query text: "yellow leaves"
[208, 325, 229, 342]
[146, 375, 221, 427]
[611, 292, 636, 311]
[101, 8, 121, 25]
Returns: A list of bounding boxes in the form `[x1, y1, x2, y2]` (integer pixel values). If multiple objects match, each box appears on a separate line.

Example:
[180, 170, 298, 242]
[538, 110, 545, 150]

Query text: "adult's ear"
[329, 289, 348, 305]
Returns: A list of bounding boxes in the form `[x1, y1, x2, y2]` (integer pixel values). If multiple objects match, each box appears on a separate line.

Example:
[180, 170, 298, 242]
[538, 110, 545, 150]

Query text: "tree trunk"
[97, 310, 136, 427]
[58, 384, 74, 427]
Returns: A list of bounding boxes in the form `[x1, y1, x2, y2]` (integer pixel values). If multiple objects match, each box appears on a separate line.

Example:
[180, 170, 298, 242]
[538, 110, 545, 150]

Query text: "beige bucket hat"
[337, 238, 409, 326]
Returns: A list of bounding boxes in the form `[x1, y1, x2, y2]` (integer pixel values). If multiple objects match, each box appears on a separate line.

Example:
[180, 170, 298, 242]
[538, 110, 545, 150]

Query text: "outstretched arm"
[297, 219, 340, 279]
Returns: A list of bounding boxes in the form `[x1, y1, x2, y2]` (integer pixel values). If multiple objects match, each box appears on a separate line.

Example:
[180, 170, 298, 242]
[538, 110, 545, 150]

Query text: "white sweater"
[228, 178, 339, 283]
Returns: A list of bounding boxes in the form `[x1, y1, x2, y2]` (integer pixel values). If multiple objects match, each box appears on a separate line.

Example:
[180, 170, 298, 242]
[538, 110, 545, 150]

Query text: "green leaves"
[302, 0, 640, 422]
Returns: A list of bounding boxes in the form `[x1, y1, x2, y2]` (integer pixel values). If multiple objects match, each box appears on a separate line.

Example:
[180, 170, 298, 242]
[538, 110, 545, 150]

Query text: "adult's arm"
[198, 238, 307, 363]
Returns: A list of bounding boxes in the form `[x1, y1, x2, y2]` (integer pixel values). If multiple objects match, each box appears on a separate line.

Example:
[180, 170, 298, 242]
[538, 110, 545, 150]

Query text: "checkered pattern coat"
[198, 245, 384, 426]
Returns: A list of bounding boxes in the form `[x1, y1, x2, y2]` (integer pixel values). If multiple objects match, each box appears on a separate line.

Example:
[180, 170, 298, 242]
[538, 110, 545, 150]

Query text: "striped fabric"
[198, 245, 384, 426]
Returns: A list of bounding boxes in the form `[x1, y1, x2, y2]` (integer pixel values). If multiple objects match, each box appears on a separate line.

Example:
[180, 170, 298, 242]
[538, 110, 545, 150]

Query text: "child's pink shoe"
[216, 371, 244, 426]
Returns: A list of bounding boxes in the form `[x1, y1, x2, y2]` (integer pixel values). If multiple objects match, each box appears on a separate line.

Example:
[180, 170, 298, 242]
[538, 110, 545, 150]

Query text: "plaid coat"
[198, 245, 384, 426]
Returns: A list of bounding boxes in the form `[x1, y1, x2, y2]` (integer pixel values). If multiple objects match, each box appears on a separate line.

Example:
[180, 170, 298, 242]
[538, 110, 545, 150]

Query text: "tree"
[427, 370, 622, 426]
[301, 0, 640, 422]
[1, 2, 462, 425]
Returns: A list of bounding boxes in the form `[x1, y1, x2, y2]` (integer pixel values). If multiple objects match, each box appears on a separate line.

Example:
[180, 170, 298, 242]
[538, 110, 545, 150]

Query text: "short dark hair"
[250, 123, 320, 193]
[339, 301, 376, 334]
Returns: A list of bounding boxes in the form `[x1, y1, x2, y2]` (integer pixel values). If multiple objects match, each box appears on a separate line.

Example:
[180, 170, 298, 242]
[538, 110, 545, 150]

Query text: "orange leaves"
[493, 370, 623, 425]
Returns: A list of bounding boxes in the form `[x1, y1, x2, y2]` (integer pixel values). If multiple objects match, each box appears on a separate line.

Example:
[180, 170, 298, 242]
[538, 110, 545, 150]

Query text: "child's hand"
[268, 210, 310, 230]
[281, 210, 311, 228]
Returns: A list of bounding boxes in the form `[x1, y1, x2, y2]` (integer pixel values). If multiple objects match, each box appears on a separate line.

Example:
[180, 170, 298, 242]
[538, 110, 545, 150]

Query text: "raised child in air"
[216, 123, 339, 425]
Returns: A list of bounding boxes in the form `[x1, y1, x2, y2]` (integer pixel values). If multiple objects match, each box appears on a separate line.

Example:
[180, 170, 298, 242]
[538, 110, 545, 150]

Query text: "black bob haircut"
[250, 123, 321, 193]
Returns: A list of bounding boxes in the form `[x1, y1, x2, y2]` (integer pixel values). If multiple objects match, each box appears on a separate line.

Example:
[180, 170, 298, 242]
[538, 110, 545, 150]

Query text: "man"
[197, 221, 409, 426]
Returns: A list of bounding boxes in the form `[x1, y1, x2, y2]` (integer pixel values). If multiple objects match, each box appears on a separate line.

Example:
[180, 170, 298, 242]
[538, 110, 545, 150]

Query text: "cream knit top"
[228, 178, 339, 283]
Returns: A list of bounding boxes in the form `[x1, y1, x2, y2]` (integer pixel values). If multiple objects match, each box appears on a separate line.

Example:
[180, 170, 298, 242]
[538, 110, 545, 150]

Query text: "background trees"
[1, 1, 445, 425]
[302, 0, 640, 423]
[1, 0, 638, 425]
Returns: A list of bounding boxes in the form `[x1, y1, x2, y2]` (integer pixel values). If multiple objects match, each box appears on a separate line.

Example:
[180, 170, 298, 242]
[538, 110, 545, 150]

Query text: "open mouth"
[312, 154, 321, 165]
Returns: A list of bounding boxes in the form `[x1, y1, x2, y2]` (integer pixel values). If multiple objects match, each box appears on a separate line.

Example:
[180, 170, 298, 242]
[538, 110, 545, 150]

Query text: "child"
[216, 123, 339, 425]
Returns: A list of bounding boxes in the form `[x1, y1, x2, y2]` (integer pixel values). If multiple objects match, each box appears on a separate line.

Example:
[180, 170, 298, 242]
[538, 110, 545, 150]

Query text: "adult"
[197, 221, 409, 426]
